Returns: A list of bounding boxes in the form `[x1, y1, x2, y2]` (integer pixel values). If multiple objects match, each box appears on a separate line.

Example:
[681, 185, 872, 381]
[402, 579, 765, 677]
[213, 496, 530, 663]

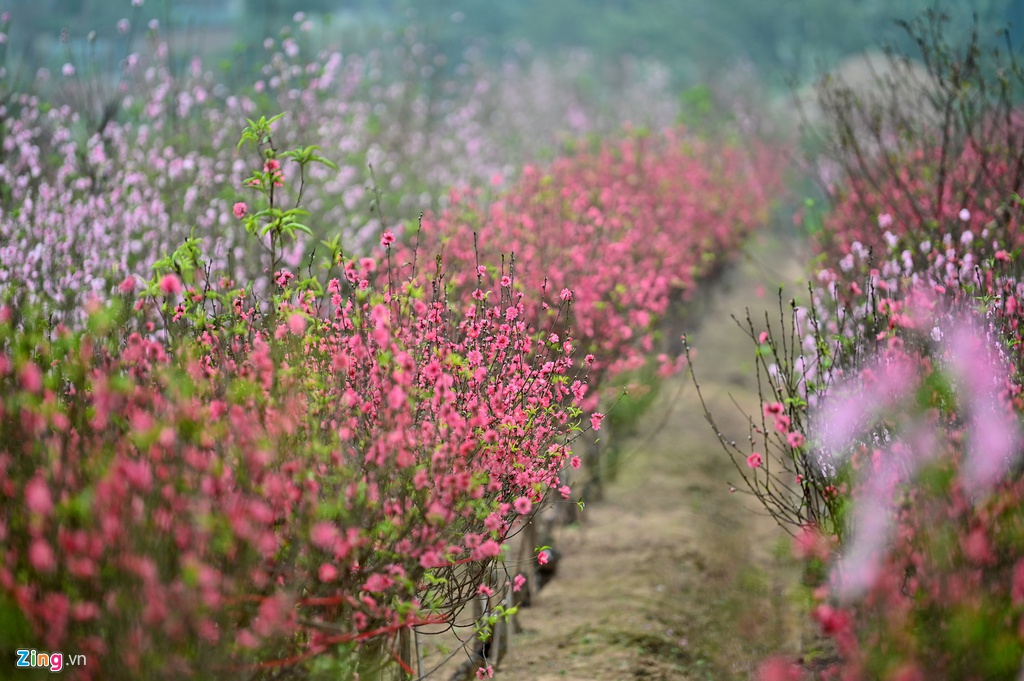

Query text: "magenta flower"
[513, 496, 532, 514]
[590, 413, 605, 431]
[746, 452, 763, 469]
[232, 202, 247, 219]
[380, 231, 396, 247]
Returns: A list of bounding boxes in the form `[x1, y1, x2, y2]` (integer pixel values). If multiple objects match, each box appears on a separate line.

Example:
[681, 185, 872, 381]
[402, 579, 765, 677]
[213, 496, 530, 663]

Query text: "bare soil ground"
[420, 228, 811, 681]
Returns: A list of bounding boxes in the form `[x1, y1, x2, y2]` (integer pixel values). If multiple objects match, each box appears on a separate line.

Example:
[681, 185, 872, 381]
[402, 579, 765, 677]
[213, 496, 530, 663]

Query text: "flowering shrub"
[405, 127, 784, 407]
[0, 118, 588, 679]
[0, 11, 679, 324]
[694, 13, 1024, 680]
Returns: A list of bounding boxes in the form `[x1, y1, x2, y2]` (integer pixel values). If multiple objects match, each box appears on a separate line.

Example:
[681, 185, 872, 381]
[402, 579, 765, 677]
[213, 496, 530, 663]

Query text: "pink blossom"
[537, 550, 550, 566]
[287, 312, 306, 335]
[310, 522, 338, 550]
[318, 563, 338, 582]
[236, 629, 258, 649]
[758, 331, 769, 344]
[232, 202, 247, 219]
[471, 540, 501, 560]
[512, 574, 526, 592]
[590, 413, 605, 431]
[755, 657, 803, 681]
[786, 431, 805, 448]
[560, 288, 573, 301]
[29, 539, 57, 573]
[746, 452, 763, 469]
[380, 231, 396, 247]
[19, 363, 42, 393]
[24, 476, 53, 516]
[159, 274, 183, 296]
[118, 275, 136, 294]
[363, 573, 394, 593]
[513, 496, 532, 514]
[570, 455, 581, 469]
[500, 275, 511, 287]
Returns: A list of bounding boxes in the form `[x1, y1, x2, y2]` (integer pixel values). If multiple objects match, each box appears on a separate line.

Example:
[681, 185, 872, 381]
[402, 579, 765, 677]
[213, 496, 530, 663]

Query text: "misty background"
[6, 0, 1023, 94]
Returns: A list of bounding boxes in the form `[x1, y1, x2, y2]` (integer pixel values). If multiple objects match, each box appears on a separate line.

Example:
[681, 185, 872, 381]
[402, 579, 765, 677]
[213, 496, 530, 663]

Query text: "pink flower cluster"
[400, 128, 784, 408]
[763, 123, 1024, 679]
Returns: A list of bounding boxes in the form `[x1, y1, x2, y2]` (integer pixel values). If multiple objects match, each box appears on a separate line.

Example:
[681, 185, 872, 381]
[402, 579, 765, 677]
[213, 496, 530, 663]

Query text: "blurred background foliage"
[4, 0, 1021, 94]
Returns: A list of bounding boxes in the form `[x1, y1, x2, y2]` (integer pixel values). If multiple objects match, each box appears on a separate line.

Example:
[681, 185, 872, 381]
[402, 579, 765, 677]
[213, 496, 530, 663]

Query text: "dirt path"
[490, 228, 811, 680]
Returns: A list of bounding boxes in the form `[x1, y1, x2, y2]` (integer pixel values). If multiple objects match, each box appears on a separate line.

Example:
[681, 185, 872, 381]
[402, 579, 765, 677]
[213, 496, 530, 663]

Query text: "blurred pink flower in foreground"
[811, 295, 1019, 599]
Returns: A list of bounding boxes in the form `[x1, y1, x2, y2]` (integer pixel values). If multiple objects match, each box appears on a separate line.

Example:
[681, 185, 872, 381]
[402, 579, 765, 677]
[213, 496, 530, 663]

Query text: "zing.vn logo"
[15, 649, 87, 672]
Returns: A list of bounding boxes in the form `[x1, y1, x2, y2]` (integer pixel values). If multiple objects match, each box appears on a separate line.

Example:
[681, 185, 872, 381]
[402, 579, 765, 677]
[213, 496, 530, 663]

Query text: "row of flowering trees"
[0, 8, 679, 325]
[695, 11, 1024, 681]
